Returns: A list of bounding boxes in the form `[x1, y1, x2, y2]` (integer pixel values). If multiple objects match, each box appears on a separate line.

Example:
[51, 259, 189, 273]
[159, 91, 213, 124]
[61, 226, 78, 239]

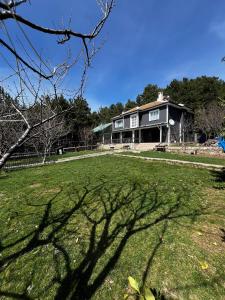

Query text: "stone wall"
[167, 146, 224, 156]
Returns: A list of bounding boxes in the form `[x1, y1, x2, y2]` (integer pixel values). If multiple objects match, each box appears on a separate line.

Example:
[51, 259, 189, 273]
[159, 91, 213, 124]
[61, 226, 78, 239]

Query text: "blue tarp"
[218, 137, 225, 151]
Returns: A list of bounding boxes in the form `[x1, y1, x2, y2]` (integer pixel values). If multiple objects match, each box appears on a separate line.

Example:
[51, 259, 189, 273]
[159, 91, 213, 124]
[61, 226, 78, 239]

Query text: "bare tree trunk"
[0, 127, 31, 169]
[42, 148, 47, 164]
[42, 144, 50, 164]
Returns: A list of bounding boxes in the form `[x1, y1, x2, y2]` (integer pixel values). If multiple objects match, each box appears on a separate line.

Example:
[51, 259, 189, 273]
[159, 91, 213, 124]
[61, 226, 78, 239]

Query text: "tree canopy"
[136, 84, 161, 106]
[164, 76, 225, 110]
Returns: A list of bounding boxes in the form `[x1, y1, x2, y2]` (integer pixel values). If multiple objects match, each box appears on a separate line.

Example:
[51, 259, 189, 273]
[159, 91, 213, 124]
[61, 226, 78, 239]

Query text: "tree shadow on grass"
[210, 167, 225, 189]
[0, 178, 205, 299]
[140, 222, 168, 300]
[220, 228, 225, 242]
[172, 272, 225, 299]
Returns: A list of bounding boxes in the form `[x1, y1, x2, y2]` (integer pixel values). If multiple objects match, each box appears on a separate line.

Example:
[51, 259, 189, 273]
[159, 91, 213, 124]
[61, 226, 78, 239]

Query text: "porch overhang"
[112, 122, 168, 133]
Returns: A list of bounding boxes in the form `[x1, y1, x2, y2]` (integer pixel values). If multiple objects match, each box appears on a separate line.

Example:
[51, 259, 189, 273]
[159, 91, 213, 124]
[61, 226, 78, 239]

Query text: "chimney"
[157, 91, 164, 102]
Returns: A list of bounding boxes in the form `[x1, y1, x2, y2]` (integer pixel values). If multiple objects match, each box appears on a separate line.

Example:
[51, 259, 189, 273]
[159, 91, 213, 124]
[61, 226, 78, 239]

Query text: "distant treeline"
[1, 76, 225, 142]
[94, 76, 225, 138]
[95, 76, 225, 123]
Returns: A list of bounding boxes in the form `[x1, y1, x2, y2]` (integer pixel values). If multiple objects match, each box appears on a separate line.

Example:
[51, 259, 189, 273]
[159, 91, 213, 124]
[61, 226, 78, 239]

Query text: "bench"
[155, 145, 166, 152]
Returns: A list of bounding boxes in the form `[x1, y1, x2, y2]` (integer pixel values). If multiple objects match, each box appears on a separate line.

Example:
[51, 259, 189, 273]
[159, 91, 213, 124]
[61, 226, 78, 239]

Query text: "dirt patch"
[204, 188, 225, 212]
[0, 192, 7, 201]
[29, 183, 42, 188]
[197, 153, 225, 159]
[42, 188, 61, 195]
[192, 224, 225, 254]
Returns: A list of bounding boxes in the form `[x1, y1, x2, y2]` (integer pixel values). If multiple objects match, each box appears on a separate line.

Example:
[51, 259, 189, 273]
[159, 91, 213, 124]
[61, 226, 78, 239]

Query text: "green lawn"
[121, 150, 225, 166]
[0, 156, 224, 299]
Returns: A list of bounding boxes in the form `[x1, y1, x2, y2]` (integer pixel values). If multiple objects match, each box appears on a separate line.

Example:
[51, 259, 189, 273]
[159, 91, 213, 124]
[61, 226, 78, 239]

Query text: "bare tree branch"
[0, 38, 53, 79]
[0, 0, 27, 10]
[0, 1, 115, 168]
[0, 0, 114, 74]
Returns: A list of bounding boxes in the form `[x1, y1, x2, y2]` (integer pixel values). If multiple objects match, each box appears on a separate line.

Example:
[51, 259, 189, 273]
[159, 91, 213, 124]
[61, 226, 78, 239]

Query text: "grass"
[121, 150, 225, 166]
[0, 156, 224, 299]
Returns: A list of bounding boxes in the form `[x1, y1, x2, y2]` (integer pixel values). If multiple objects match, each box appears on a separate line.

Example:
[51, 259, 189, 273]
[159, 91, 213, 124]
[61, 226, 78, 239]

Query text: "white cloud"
[209, 20, 225, 40]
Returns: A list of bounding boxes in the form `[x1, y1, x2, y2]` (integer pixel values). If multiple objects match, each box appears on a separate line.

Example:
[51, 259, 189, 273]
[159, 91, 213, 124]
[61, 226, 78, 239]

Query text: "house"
[110, 92, 194, 146]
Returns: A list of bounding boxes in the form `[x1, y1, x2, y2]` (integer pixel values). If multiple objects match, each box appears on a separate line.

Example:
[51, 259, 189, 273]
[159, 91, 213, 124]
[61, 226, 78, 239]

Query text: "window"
[149, 109, 159, 121]
[115, 119, 124, 129]
[130, 114, 138, 128]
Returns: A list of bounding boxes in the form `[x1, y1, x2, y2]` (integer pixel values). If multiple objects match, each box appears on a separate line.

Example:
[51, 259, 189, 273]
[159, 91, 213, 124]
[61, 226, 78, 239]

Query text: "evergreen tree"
[136, 84, 161, 105]
[98, 102, 124, 123]
[164, 76, 225, 110]
[68, 97, 92, 139]
[124, 99, 137, 110]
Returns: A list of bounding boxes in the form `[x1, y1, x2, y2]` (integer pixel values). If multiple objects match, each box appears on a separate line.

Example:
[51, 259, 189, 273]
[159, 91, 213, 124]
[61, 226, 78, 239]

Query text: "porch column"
[160, 126, 162, 143]
[120, 132, 122, 144]
[179, 122, 182, 143]
[111, 132, 113, 144]
[168, 126, 171, 145]
[139, 129, 141, 143]
[180, 112, 184, 143]
[102, 134, 105, 144]
[132, 130, 135, 143]
[194, 133, 198, 143]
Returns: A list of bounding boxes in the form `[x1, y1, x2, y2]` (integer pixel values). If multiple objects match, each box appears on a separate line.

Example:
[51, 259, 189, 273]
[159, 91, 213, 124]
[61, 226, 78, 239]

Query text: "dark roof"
[126, 100, 167, 113]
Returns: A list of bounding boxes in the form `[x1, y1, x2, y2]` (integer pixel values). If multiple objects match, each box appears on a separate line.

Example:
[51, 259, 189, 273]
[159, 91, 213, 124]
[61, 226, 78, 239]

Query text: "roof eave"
[111, 102, 168, 120]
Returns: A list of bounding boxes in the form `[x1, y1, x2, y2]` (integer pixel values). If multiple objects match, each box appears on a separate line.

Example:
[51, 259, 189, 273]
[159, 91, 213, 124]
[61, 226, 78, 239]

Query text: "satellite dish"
[169, 119, 175, 126]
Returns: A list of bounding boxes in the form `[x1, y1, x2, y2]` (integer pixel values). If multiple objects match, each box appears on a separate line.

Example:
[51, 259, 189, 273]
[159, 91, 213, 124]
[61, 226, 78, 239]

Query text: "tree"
[109, 102, 124, 116]
[0, 87, 24, 157]
[124, 99, 137, 110]
[97, 102, 124, 123]
[68, 97, 92, 141]
[29, 117, 68, 163]
[98, 106, 112, 123]
[218, 97, 225, 136]
[164, 76, 225, 111]
[195, 101, 225, 139]
[0, 0, 115, 169]
[90, 111, 101, 128]
[136, 84, 161, 106]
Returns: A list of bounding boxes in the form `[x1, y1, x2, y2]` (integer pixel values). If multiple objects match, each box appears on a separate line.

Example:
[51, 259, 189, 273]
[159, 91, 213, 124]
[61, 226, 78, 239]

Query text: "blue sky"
[1, 0, 225, 111]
